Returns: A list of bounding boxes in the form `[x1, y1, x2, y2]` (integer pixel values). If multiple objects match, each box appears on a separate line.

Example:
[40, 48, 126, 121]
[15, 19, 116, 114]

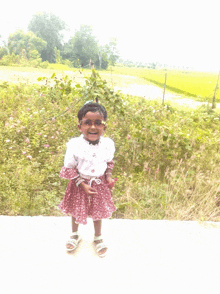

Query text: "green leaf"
[37, 77, 46, 81]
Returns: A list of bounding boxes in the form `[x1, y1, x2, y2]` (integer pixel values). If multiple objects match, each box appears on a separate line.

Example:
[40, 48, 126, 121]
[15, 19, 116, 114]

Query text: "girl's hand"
[106, 177, 117, 189]
[80, 182, 98, 195]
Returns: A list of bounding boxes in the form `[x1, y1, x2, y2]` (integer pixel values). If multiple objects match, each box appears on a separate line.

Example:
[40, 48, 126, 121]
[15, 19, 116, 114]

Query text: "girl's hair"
[77, 102, 107, 121]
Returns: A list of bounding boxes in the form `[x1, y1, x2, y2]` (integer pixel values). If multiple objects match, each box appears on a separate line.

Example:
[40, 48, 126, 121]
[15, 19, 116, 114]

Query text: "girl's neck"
[83, 136, 100, 145]
[88, 139, 100, 145]
[82, 134, 101, 145]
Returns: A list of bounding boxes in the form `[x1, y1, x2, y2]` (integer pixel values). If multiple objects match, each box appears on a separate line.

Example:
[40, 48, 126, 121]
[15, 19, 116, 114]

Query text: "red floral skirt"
[58, 175, 116, 225]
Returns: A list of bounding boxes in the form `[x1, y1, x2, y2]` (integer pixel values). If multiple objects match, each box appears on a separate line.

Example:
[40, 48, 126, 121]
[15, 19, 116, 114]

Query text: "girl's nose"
[90, 124, 96, 129]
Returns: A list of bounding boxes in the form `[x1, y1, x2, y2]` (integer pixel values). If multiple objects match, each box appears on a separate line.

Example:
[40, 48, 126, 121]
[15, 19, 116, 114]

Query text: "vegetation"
[106, 66, 220, 102]
[0, 14, 119, 69]
[8, 30, 47, 58]
[1, 68, 220, 221]
[0, 52, 49, 68]
[28, 12, 67, 63]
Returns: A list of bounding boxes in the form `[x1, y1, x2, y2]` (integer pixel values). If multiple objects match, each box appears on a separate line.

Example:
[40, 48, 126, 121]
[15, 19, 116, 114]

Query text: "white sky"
[1, 0, 220, 71]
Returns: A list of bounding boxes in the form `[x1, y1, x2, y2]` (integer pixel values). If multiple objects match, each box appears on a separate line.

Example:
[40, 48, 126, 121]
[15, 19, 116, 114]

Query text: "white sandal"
[94, 235, 108, 258]
[66, 232, 82, 252]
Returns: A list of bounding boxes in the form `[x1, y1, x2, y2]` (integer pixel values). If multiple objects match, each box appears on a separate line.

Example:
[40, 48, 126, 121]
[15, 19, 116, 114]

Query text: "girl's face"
[78, 111, 106, 143]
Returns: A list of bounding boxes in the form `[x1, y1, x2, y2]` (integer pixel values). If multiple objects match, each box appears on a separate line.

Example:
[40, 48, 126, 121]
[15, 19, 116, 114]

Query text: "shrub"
[1, 70, 220, 221]
[0, 53, 49, 68]
[0, 53, 19, 65]
[0, 47, 8, 58]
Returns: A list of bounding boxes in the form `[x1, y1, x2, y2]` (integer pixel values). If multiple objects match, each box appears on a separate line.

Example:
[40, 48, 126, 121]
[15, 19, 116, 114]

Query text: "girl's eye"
[95, 120, 102, 126]
[81, 119, 105, 127]
[84, 120, 91, 125]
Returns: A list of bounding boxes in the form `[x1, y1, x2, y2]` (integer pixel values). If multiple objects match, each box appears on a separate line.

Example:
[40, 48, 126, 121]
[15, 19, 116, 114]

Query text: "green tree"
[62, 25, 99, 67]
[8, 30, 46, 58]
[54, 47, 62, 64]
[104, 38, 119, 66]
[0, 47, 8, 58]
[29, 50, 41, 60]
[28, 12, 67, 62]
[94, 45, 108, 69]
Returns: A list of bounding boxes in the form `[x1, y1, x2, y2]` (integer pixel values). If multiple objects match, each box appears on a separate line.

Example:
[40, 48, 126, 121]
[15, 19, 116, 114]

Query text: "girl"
[58, 102, 117, 257]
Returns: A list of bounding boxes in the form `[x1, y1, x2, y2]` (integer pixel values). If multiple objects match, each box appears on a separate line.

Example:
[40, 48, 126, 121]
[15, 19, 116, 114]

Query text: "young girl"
[58, 102, 117, 257]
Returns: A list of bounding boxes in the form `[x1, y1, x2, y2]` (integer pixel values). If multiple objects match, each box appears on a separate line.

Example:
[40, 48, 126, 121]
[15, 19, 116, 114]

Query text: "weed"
[1, 68, 220, 221]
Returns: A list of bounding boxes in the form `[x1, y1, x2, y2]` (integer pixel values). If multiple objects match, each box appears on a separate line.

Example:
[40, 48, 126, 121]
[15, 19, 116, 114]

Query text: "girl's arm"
[105, 160, 116, 188]
[105, 160, 114, 180]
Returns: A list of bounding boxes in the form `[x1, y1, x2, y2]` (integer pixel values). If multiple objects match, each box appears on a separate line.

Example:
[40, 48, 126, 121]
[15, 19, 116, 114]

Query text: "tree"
[104, 38, 119, 66]
[94, 45, 108, 69]
[0, 47, 8, 58]
[54, 47, 62, 64]
[8, 30, 46, 58]
[28, 12, 67, 62]
[0, 35, 9, 58]
[62, 25, 99, 67]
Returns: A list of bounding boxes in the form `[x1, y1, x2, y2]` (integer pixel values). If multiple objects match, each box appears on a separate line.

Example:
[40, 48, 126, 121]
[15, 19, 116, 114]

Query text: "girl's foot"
[66, 232, 81, 251]
[94, 235, 108, 257]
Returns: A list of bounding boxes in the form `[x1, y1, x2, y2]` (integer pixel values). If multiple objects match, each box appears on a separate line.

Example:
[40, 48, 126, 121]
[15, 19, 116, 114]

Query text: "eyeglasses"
[80, 119, 106, 128]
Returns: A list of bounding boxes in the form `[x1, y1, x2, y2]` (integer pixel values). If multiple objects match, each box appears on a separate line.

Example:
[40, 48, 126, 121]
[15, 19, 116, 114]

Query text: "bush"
[0, 53, 19, 65]
[0, 47, 8, 58]
[0, 53, 49, 68]
[1, 70, 220, 220]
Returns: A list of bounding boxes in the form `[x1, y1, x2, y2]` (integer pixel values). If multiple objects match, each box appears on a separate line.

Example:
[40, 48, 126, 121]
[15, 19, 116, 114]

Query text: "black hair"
[77, 102, 107, 121]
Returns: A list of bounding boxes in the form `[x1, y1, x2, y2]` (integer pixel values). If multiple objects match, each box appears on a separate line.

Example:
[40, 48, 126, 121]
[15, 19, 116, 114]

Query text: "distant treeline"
[0, 12, 119, 69]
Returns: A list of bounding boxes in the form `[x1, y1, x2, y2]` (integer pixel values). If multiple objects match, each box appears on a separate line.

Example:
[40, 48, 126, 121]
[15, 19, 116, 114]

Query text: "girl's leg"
[72, 217, 79, 233]
[93, 219, 102, 237]
[66, 217, 80, 250]
[93, 220, 107, 255]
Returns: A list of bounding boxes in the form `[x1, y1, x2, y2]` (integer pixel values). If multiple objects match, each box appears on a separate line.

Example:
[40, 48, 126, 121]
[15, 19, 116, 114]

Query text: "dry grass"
[164, 166, 220, 221]
[113, 161, 220, 222]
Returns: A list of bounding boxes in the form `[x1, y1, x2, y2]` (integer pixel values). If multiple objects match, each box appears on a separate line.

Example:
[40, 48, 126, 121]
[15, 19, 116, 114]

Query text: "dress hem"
[58, 206, 117, 225]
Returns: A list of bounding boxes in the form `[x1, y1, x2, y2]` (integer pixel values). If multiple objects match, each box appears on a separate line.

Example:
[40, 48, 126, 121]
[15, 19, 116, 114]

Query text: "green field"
[1, 65, 219, 103]
[107, 66, 220, 102]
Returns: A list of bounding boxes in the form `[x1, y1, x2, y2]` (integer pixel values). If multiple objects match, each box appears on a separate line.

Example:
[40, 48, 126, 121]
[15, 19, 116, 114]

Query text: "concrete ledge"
[1, 216, 220, 294]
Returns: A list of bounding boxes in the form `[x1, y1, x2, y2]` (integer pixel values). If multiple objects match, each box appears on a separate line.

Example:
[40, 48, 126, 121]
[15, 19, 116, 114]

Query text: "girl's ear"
[78, 123, 82, 132]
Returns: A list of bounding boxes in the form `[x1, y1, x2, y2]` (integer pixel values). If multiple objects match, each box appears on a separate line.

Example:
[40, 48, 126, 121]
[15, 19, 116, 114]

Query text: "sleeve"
[59, 139, 79, 180]
[105, 138, 115, 162]
[107, 160, 114, 170]
[63, 141, 77, 168]
[59, 167, 79, 180]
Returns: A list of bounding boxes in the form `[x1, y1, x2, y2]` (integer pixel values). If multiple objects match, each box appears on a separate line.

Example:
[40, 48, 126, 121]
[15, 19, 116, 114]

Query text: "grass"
[1, 66, 220, 221]
[1, 65, 219, 103]
[116, 164, 220, 222]
[0, 66, 84, 86]
[105, 66, 220, 102]
[0, 65, 147, 90]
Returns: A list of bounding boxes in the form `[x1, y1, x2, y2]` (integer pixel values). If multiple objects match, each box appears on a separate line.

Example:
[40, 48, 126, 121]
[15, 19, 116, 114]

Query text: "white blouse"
[63, 135, 115, 177]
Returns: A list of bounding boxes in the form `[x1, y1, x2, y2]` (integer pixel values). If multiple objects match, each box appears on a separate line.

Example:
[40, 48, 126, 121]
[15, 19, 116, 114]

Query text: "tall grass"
[115, 160, 220, 221]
